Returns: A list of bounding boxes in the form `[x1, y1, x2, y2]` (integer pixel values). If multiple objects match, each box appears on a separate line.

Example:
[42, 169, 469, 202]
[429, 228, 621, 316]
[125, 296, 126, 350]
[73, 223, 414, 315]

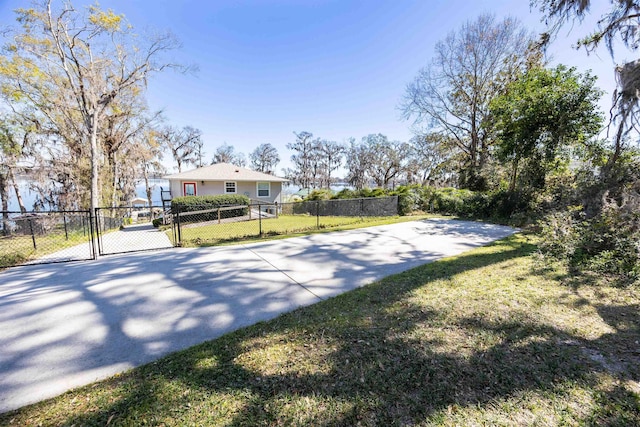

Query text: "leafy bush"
[360, 188, 388, 198]
[539, 200, 640, 281]
[333, 189, 359, 199]
[171, 195, 250, 222]
[392, 185, 428, 216]
[430, 188, 474, 215]
[152, 217, 163, 228]
[298, 184, 535, 223]
[172, 194, 249, 211]
[306, 189, 334, 200]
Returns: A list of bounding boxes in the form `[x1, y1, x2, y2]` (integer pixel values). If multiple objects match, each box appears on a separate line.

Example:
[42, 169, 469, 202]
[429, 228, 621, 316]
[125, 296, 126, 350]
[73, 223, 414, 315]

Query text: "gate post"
[28, 218, 36, 250]
[90, 209, 98, 259]
[176, 209, 182, 244]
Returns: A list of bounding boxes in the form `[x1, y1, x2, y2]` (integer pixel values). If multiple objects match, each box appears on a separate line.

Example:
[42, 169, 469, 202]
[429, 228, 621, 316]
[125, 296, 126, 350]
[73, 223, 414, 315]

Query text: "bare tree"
[316, 140, 345, 188]
[287, 131, 316, 189]
[249, 143, 280, 174]
[0, 1, 182, 213]
[123, 129, 166, 208]
[0, 116, 30, 215]
[401, 14, 535, 190]
[211, 143, 246, 166]
[362, 134, 409, 189]
[345, 137, 371, 190]
[160, 126, 203, 172]
[408, 132, 456, 186]
[101, 93, 163, 206]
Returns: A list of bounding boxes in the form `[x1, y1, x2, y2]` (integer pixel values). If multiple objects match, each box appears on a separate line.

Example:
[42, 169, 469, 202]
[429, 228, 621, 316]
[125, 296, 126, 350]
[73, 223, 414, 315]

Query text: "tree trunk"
[601, 110, 629, 181]
[90, 112, 100, 214]
[8, 167, 27, 213]
[144, 166, 153, 209]
[110, 151, 118, 208]
[0, 170, 9, 235]
[509, 156, 520, 192]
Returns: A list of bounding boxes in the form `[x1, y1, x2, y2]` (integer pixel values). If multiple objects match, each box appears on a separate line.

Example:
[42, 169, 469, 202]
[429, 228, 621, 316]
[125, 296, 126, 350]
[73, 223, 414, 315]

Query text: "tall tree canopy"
[211, 143, 246, 167]
[401, 14, 537, 190]
[249, 143, 280, 174]
[158, 125, 203, 173]
[536, 0, 640, 171]
[0, 0, 180, 211]
[490, 65, 603, 191]
[286, 131, 317, 189]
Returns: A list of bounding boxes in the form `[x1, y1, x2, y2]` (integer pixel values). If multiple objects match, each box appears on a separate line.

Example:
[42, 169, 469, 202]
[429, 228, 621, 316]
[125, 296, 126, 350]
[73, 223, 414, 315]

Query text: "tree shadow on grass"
[5, 235, 639, 425]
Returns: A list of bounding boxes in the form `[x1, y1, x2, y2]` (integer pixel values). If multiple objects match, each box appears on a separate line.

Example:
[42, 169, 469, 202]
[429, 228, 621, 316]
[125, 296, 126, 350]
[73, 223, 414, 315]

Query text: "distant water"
[5, 178, 169, 211]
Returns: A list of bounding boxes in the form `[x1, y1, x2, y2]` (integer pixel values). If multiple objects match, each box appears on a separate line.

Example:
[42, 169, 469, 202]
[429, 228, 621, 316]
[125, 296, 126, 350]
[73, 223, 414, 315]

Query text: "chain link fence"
[95, 206, 174, 256]
[0, 210, 95, 268]
[174, 196, 399, 246]
[1, 196, 400, 268]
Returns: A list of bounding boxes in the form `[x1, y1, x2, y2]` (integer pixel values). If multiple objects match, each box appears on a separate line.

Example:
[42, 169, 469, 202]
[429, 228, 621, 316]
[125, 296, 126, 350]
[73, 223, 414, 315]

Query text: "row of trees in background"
[0, 2, 608, 216]
[269, 131, 451, 191]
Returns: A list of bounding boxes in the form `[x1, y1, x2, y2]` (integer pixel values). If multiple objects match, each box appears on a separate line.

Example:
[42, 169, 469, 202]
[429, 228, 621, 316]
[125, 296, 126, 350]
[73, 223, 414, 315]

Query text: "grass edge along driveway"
[2, 234, 639, 426]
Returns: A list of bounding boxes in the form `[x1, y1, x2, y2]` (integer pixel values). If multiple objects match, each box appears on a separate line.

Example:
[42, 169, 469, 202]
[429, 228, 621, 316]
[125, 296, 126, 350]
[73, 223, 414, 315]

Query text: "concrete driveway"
[0, 218, 515, 413]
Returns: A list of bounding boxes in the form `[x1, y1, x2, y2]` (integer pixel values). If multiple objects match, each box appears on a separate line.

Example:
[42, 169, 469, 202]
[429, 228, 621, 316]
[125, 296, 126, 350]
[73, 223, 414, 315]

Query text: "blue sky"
[0, 0, 628, 174]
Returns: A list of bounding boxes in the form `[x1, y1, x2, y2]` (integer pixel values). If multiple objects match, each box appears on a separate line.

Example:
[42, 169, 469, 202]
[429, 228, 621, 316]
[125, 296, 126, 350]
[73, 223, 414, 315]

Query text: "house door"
[183, 182, 197, 196]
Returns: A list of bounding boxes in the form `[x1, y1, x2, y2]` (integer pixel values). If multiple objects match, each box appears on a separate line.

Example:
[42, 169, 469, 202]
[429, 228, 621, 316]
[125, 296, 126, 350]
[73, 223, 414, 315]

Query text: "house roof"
[129, 197, 149, 205]
[163, 163, 289, 182]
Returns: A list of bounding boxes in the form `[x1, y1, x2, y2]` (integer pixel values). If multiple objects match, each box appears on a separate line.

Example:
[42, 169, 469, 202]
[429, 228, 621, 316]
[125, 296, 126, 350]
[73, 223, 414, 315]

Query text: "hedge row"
[171, 195, 250, 222]
[306, 185, 534, 224]
[395, 186, 533, 221]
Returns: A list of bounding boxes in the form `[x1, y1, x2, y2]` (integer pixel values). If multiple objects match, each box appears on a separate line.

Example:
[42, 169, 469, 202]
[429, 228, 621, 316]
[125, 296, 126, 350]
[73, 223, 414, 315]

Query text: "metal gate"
[94, 206, 175, 256]
[0, 210, 95, 268]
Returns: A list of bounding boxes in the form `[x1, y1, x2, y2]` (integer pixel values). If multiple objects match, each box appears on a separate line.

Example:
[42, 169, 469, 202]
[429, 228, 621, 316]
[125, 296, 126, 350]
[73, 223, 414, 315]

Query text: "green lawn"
[176, 214, 432, 246]
[2, 233, 639, 426]
[0, 229, 92, 269]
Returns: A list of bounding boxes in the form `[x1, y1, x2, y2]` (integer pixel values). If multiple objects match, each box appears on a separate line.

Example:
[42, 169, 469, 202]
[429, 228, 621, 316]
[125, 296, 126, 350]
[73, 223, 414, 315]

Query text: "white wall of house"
[168, 180, 283, 204]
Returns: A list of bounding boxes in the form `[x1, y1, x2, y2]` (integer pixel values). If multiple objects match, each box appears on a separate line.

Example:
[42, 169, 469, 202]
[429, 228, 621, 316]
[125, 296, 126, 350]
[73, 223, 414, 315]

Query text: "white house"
[163, 163, 289, 204]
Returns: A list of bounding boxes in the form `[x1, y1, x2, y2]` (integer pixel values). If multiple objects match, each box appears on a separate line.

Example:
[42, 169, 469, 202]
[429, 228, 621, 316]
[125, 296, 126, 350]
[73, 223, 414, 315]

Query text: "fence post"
[258, 204, 262, 236]
[316, 200, 320, 229]
[176, 208, 182, 244]
[28, 218, 36, 250]
[218, 207, 221, 224]
[172, 215, 177, 246]
[63, 212, 68, 240]
[275, 201, 278, 218]
[90, 209, 98, 259]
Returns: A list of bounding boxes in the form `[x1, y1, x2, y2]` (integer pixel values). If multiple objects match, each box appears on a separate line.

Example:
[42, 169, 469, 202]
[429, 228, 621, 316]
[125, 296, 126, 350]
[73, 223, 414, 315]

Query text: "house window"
[225, 181, 237, 194]
[183, 182, 196, 196]
[257, 182, 270, 197]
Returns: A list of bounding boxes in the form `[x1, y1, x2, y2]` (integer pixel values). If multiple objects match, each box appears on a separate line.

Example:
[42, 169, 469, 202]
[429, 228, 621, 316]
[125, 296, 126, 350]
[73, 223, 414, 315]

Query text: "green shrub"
[152, 217, 163, 228]
[360, 188, 388, 198]
[539, 202, 640, 281]
[307, 189, 334, 200]
[172, 194, 250, 222]
[333, 189, 359, 199]
[392, 185, 425, 216]
[430, 188, 474, 215]
[465, 192, 492, 217]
